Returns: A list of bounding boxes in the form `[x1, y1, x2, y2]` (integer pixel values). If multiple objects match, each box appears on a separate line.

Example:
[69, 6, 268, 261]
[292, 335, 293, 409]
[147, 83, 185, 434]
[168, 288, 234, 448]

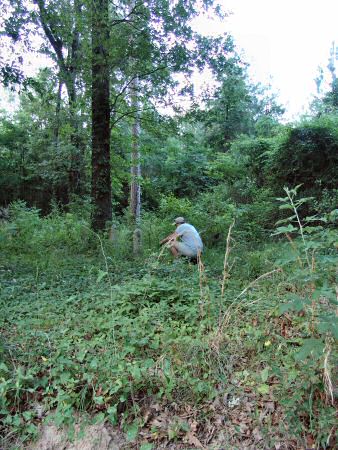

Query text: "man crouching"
[160, 217, 203, 260]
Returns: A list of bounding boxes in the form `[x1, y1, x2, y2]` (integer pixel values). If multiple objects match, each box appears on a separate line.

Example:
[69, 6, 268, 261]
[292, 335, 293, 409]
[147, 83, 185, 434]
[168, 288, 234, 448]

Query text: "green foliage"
[254, 114, 283, 138]
[0, 73, 82, 211]
[321, 78, 338, 112]
[230, 136, 274, 188]
[0, 224, 213, 445]
[206, 151, 245, 183]
[191, 185, 236, 245]
[0, 201, 94, 256]
[312, 75, 338, 115]
[313, 188, 338, 214]
[158, 195, 193, 219]
[196, 65, 284, 150]
[1, 195, 336, 448]
[273, 187, 337, 335]
[270, 115, 338, 191]
[142, 124, 214, 208]
[266, 188, 338, 446]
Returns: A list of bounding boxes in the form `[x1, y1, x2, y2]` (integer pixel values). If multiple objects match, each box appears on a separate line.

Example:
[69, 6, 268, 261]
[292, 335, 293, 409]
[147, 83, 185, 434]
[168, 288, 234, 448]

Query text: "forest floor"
[1, 237, 337, 450]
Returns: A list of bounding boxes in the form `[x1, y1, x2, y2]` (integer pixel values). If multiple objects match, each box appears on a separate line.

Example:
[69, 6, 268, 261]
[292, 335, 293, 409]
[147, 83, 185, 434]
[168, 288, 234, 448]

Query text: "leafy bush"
[147, 187, 237, 249]
[313, 188, 338, 214]
[0, 201, 94, 256]
[269, 116, 338, 191]
[268, 187, 338, 445]
[230, 136, 274, 188]
[234, 187, 279, 242]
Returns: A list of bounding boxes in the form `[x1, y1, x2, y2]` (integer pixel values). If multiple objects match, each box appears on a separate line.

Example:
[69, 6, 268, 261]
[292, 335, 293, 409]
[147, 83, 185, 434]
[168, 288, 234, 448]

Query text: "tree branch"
[110, 105, 155, 128]
[34, 0, 65, 71]
[110, 64, 168, 114]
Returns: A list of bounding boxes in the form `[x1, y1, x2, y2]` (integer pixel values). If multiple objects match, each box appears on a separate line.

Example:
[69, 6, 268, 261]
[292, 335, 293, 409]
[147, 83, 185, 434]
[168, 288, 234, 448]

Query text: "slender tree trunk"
[52, 78, 66, 203]
[130, 76, 142, 254]
[67, 73, 85, 196]
[91, 0, 112, 231]
[53, 78, 62, 148]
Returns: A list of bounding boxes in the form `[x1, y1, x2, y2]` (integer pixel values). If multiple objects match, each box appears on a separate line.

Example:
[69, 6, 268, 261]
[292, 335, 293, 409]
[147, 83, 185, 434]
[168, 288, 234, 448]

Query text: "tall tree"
[34, 0, 86, 195]
[196, 62, 284, 150]
[311, 43, 338, 115]
[91, 0, 111, 230]
[130, 76, 142, 254]
[0, 69, 71, 210]
[3, 0, 86, 196]
[105, 0, 235, 217]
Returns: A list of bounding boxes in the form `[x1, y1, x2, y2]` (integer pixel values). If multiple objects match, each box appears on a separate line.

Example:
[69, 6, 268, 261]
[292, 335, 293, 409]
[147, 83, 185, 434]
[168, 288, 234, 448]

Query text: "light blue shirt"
[176, 223, 203, 252]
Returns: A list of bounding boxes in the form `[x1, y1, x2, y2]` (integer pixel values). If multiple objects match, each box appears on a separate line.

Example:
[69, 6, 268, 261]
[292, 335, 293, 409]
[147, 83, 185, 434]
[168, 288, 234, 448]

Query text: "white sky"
[194, 0, 338, 120]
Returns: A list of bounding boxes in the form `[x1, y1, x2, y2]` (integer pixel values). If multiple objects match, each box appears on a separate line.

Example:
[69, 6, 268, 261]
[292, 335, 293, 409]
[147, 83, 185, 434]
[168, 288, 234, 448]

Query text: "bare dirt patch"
[27, 422, 126, 450]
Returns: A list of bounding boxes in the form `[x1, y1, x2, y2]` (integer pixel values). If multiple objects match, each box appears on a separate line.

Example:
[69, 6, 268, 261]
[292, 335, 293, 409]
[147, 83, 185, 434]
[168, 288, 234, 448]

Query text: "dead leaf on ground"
[185, 431, 205, 449]
[252, 427, 263, 442]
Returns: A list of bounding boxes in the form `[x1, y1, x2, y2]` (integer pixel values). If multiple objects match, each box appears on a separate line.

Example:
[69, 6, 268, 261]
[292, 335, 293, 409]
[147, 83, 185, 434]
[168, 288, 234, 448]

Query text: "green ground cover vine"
[0, 199, 337, 449]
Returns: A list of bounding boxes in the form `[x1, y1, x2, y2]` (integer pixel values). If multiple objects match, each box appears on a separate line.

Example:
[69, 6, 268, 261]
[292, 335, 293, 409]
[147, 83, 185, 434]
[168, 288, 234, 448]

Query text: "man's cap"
[172, 217, 185, 225]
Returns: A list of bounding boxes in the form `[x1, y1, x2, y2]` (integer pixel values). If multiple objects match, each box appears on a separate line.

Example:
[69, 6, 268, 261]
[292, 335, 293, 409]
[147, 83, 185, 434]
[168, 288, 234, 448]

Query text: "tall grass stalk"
[285, 233, 303, 268]
[284, 187, 311, 270]
[221, 220, 235, 298]
[85, 226, 117, 358]
[323, 338, 334, 406]
[197, 251, 210, 320]
[217, 268, 282, 335]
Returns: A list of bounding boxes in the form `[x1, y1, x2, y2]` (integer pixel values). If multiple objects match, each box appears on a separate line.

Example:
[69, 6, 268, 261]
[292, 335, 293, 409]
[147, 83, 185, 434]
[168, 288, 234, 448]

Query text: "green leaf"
[279, 204, 294, 210]
[294, 338, 325, 361]
[304, 215, 326, 223]
[295, 196, 314, 205]
[92, 412, 105, 424]
[0, 363, 9, 373]
[90, 358, 98, 369]
[107, 405, 118, 425]
[96, 270, 108, 283]
[257, 384, 269, 394]
[260, 367, 269, 382]
[93, 395, 104, 405]
[279, 295, 308, 313]
[140, 444, 153, 450]
[275, 215, 297, 225]
[26, 423, 38, 435]
[59, 371, 73, 384]
[23, 410, 34, 421]
[303, 226, 322, 233]
[126, 422, 139, 442]
[287, 368, 298, 382]
[273, 224, 298, 235]
[317, 317, 338, 339]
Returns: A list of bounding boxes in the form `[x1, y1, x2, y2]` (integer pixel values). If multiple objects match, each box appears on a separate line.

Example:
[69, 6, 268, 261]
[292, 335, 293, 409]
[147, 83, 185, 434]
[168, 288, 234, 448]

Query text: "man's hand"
[160, 232, 178, 245]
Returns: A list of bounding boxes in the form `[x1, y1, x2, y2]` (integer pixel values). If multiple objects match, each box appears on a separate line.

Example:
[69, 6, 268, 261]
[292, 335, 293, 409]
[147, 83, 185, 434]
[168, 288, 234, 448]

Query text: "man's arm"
[160, 231, 179, 245]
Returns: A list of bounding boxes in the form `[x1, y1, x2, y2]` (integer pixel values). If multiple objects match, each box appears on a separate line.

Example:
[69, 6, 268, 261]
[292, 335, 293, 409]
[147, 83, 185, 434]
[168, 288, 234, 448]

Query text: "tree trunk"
[91, 0, 112, 231]
[130, 76, 142, 254]
[53, 78, 62, 148]
[66, 71, 85, 197]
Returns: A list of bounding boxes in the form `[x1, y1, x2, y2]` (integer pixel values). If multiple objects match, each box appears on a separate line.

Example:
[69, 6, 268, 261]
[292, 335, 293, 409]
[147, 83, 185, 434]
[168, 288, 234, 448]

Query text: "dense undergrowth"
[0, 198, 337, 449]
